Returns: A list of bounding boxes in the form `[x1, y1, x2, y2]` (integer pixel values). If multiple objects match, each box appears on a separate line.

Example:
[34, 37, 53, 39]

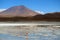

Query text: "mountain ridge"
[0, 5, 40, 17]
[0, 5, 60, 21]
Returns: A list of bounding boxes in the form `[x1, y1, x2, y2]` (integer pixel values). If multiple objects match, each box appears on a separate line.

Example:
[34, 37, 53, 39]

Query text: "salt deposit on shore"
[0, 25, 60, 37]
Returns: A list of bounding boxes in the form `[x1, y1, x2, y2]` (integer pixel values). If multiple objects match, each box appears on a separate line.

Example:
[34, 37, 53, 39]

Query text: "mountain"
[43, 12, 60, 21]
[44, 12, 60, 18]
[31, 12, 60, 21]
[0, 5, 40, 17]
[0, 5, 60, 21]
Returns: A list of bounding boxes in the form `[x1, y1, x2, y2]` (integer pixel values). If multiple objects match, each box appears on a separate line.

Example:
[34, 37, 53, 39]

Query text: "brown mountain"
[0, 5, 40, 17]
[0, 5, 60, 21]
[45, 12, 60, 18]
[43, 12, 60, 21]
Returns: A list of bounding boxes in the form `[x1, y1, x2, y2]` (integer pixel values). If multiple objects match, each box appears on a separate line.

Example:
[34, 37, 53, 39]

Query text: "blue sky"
[0, 0, 60, 13]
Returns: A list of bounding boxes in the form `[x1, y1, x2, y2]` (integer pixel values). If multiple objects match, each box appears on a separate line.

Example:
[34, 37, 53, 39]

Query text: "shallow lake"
[0, 21, 60, 40]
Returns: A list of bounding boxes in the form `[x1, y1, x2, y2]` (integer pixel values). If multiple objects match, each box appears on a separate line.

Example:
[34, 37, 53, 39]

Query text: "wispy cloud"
[0, 9, 6, 12]
[35, 10, 45, 15]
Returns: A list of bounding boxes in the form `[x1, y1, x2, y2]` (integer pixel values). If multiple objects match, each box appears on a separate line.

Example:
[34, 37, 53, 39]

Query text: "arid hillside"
[0, 5, 60, 21]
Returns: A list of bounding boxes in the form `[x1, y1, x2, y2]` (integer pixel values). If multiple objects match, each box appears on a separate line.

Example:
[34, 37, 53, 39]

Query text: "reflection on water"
[0, 22, 60, 40]
[0, 32, 60, 40]
[0, 34, 25, 40]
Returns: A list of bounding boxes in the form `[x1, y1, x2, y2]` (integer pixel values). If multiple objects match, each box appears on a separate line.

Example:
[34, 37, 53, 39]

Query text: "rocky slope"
[0, 5, 60, 21]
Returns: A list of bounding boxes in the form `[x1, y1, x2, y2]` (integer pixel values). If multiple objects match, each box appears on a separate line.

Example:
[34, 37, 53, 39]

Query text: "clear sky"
[0, 0, 60, 13]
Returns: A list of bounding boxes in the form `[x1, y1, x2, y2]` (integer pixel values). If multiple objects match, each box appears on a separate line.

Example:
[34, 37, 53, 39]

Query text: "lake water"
[0, 21, 60, 40]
